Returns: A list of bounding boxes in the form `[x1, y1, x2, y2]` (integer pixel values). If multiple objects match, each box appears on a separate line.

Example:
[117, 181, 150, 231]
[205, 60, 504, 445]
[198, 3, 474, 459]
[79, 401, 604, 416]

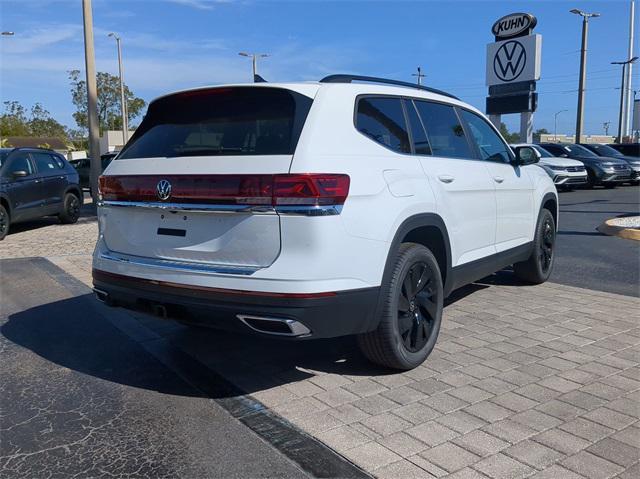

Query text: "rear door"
[30, 152, 67, 211]
[459, 109, 534, 252]
[411, 100, 497, 266]
[100, 86, 315, 269]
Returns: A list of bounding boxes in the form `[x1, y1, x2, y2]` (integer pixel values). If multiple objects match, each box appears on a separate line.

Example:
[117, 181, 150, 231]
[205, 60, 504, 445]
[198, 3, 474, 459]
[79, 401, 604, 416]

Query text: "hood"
[617, 155, 640, 165]
[539, 157, 585, 167]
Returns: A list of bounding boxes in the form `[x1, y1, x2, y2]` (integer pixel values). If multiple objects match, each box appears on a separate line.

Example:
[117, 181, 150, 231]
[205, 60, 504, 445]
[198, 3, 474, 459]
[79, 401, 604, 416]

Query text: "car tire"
[514, 208, 556, 284]
[357, 243, 443, 370]
[58, 192, 81, 224]
[0, 204, 9, 241]
[586, 171, 597, 189]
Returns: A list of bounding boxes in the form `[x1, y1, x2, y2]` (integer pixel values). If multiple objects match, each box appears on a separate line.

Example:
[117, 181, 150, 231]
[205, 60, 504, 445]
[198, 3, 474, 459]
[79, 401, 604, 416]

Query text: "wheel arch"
[64, 184, 83, 201]
[372, 214, 452, 330]
[540, 192, 558, 230]
[0, 193, 11, 219]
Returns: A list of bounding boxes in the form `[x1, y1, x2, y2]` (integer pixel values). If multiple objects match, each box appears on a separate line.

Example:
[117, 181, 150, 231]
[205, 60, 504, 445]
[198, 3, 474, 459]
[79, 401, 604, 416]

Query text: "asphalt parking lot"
[1, 186, 638, 478]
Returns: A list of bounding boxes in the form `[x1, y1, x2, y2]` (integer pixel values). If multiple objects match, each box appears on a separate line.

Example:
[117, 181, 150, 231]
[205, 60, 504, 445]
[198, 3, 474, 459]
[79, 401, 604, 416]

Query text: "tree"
[0, 101, 69, 140]
[499, 122, 520, 143]
[533, 128, 549, 143]
[69, 70, 146, 133]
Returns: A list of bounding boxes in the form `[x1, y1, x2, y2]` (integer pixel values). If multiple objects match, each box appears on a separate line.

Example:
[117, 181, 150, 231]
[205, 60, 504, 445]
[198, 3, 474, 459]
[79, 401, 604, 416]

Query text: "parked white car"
[511, 143, 587, 189]
[92, 75, 558, 370]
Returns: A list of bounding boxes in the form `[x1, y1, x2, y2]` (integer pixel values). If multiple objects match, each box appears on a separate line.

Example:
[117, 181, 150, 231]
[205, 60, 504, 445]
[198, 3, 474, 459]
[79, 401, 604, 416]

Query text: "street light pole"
[554, 109, 568, 141]
[109, 33, 128, 147]
[570, 9, 600, 144]
[82, 0, 101, 204]
[238, 52, 269, 81]
[613, 57, 639, 143]
[622, 0, 635, 138]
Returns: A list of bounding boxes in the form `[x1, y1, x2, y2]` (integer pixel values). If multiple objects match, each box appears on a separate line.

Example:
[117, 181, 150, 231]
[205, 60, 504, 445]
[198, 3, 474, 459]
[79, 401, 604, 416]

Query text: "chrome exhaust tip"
[93, 288, 110, 304]
[237, 314, 311, 337]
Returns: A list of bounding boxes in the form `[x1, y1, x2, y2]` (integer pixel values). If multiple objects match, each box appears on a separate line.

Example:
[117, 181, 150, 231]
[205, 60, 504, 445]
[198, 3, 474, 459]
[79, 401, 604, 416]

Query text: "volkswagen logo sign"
[493, 40, 526, 82]
[156, 179, 172, 201]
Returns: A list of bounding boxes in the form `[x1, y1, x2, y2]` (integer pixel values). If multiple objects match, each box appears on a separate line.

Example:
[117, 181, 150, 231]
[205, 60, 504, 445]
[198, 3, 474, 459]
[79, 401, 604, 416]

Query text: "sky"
[1, 0, 638, 136]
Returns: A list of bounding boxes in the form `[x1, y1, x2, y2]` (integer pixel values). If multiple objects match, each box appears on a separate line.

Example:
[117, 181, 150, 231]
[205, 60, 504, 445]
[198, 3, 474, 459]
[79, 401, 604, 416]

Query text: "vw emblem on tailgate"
[156, 179, 172, 201]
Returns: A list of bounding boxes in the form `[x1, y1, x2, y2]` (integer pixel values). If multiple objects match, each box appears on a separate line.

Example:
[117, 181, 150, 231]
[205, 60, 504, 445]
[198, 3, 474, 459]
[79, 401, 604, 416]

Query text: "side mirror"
[12, 170, 29, 178]
[513, 146, 539, 166]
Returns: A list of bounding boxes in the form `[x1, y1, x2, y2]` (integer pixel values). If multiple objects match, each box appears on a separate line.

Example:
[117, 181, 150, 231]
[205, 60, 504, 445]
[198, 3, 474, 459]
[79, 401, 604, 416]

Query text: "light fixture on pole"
[554, 109, 568, 141]
[239, 52, 269, 81]
[1, 31, 14, 36]
[570, 8, 600, 143]
[108, 32, 128, 146]
[612, 56, 639, 143]
[412, 67, 426, 86]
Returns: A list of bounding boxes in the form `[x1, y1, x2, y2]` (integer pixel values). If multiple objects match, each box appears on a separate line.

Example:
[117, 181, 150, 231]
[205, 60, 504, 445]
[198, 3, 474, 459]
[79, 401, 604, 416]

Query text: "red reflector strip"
[99, 174, 350, 207]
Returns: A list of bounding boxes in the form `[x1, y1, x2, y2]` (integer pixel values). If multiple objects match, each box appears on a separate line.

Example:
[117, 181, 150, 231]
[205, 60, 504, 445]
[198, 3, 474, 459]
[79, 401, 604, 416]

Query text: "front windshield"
[588, 144, 622, 157]
[532, 146, 554, 158]
[563, 144, 598, 157]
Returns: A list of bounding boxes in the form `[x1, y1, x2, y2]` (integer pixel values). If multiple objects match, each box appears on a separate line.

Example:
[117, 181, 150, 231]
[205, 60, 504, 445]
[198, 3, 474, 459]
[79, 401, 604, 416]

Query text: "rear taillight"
[98, 174, 350, 209]
[272, 174, 350, 206]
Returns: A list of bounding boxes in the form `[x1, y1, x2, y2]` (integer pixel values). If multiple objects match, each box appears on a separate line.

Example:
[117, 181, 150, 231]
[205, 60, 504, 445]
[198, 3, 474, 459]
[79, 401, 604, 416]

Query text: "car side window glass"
[52, 155, 65, 169]
[356, 97, 411, 153]
[32, 152, 60, 175]
[460, 110, 513, 163]
[5, 153, 34, 177]
[405, 100, 431, 155]
[414, 101, 472, 159]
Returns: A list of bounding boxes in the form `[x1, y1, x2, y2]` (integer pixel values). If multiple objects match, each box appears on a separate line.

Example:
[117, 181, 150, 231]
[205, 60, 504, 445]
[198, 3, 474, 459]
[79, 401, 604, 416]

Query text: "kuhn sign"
[486, 34, 541, 86]
[492, 13, 537, 39]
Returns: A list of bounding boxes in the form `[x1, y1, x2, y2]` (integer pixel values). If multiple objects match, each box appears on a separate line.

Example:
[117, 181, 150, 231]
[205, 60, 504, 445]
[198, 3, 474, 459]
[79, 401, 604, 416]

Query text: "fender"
[64, 184, 83, 200]
[539, 191, 559, 230]
[368, 213, 452, 332]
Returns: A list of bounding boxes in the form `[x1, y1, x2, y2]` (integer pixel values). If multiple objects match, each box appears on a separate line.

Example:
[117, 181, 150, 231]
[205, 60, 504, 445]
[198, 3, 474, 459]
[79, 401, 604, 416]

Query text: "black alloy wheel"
[539, 215, 555, 275]
[397, 261, 438, 353]
[59, 193, 81, 224]
[0, 204, 8, 240]
[357, 243, 443, 370]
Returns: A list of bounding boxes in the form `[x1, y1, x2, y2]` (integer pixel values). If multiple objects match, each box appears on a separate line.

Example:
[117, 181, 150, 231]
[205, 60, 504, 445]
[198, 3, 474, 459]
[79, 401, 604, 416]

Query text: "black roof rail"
[320, 74, 459, 100]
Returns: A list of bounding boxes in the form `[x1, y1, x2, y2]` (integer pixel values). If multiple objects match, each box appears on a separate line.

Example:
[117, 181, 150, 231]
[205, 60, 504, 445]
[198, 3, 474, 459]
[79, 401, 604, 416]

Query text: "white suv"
[93, 75, 558, 370]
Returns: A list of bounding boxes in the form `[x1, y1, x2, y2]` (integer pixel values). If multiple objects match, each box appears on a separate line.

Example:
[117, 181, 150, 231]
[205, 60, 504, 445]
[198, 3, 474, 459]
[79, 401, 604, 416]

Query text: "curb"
[597, 219, 640, 241]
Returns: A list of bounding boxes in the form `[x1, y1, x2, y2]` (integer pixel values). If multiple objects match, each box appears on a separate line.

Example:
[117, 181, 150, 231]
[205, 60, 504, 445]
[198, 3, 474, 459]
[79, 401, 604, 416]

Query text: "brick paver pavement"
[2, 219, 639, 478]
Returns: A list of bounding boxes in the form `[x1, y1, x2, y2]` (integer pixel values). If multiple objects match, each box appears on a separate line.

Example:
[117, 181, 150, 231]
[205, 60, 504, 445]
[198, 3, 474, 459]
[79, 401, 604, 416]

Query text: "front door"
[2, 152, 41, 221]
[459, 109, 535, 252]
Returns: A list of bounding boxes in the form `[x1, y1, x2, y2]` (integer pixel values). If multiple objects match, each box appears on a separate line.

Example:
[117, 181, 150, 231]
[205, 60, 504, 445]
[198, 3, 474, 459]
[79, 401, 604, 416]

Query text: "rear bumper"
[92, 269, 380, 339]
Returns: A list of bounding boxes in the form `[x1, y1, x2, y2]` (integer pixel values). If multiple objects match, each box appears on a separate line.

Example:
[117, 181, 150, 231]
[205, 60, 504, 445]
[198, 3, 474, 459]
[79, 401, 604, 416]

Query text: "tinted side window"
[460, 110, 512, 163]
[405, 100, 431, 155]
[32, 152, 61, 175]
[414, 101, 472, 159]
[541, 144, 565, 156]
[4, 153, 34, 177]
[356, 97, 410, 153]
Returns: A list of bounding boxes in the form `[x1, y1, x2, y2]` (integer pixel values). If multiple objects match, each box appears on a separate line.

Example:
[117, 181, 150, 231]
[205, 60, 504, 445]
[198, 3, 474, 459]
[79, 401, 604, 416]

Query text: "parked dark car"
[607, 143, 639, 158]
[0, 147, 82, 240]
[579, 143, 640, 185]
[539, 143, 633, 188]
[70, 152, 117, 191]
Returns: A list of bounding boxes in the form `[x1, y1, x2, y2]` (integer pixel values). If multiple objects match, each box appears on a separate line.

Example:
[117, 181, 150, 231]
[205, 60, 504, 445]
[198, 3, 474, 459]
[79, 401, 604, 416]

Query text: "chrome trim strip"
[236, 314, 312, 337]
[274, 205, 342, 216]
[98, 200, 342, 216]
[98, 250, 259, 276]
[98, 200, 275, 214]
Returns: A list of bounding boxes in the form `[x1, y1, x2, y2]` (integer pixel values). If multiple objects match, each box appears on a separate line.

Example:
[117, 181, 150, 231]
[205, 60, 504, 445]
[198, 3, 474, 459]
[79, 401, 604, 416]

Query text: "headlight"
[548, 165, 566, 171]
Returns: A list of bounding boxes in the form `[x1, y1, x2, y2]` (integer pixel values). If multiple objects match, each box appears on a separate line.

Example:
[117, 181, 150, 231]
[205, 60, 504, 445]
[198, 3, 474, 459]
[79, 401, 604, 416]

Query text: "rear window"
[118, 87, 313, 159]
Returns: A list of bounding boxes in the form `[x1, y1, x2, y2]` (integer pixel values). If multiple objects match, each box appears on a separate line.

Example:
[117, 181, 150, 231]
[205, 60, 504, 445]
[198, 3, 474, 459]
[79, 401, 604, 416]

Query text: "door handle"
[438, 175, 455, 184]
[493, 176, 505, 183]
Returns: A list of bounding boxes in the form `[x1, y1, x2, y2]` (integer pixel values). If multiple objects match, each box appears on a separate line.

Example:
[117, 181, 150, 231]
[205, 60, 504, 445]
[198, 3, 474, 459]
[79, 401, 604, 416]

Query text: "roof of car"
[149, 80, 471, 111]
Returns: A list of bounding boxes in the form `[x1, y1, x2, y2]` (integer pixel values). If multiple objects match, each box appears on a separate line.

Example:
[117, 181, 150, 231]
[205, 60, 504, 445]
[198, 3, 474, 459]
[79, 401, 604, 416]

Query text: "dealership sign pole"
[486, 13, 541, 143]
